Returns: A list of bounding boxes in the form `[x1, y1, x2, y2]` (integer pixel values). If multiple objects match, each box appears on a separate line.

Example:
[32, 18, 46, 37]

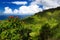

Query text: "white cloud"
[4, 7, 13, 14]
[19, 5, 42, 15]
[4, 5, 42, 15]
[31, 0, 60, 9]
[13, 9, 18, 14]
[12, 1, 27, 5]
[3, 0, 60, 15]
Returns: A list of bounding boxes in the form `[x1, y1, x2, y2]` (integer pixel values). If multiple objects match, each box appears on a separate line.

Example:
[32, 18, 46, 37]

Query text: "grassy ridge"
[0, 7, 60, 40]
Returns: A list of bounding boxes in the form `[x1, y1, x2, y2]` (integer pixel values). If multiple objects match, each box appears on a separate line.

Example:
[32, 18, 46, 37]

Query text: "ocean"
[0, 15, 32, 20]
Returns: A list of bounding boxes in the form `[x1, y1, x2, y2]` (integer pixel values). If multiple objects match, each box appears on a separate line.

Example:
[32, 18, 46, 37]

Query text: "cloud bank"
[4, 5, 42, 15]
[4, 0, 60, 15]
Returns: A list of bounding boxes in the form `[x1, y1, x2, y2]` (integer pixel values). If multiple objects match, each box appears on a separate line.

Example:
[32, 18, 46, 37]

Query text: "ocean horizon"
[0, 15, 32, 20]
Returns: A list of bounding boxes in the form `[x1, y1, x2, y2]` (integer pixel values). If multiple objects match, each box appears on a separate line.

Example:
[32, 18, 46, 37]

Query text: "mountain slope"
[0, 7, 60, 40]
[22, 7, 60, 40]
[24, 7, 60, 25]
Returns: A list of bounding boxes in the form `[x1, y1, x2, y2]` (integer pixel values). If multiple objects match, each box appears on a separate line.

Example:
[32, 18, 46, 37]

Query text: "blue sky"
[0, 0, 31, 11]
[0, 0, 60, 15]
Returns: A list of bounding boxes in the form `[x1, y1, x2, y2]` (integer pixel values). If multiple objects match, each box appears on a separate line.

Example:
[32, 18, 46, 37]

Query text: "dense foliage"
[0, 7, 60, 40]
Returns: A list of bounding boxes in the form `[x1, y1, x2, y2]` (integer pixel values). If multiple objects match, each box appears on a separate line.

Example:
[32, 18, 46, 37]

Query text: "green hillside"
[0, 7, 60, 40]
